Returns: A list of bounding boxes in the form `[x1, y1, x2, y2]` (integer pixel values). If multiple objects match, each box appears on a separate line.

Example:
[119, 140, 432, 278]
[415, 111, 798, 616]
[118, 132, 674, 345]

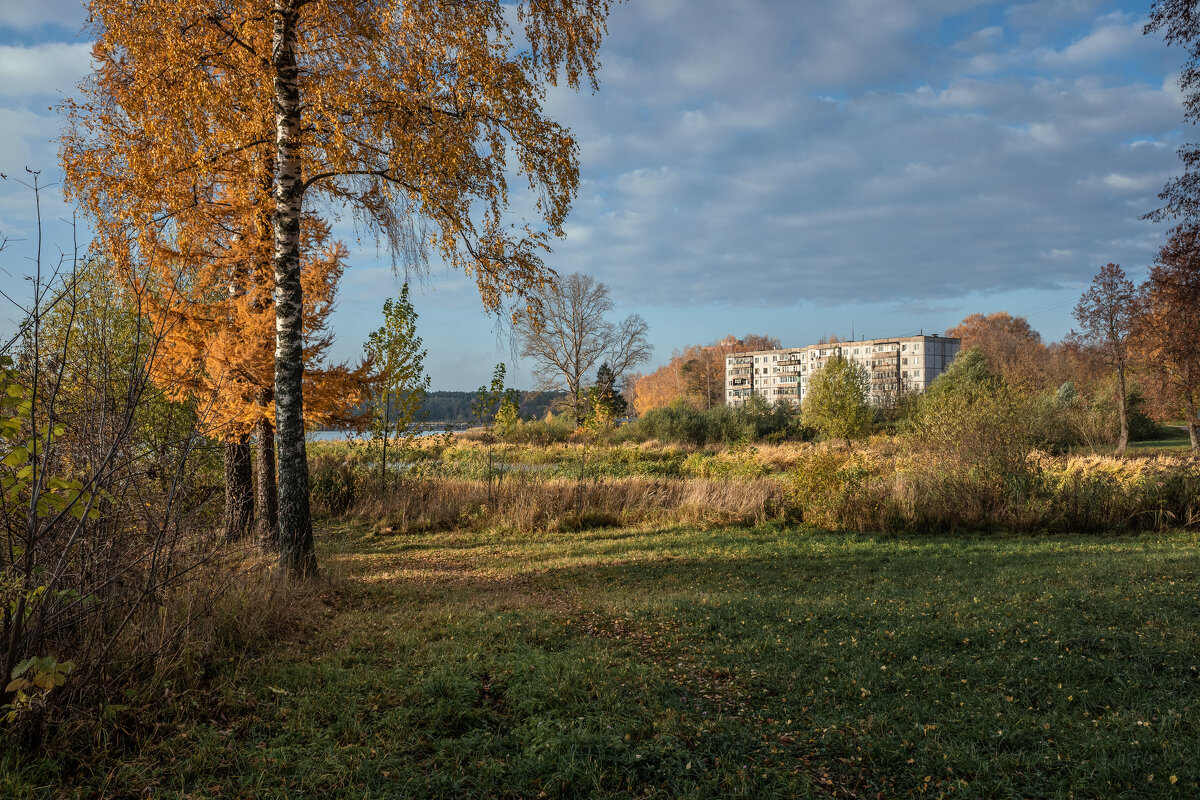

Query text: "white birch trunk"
[271, 0, 316, 577]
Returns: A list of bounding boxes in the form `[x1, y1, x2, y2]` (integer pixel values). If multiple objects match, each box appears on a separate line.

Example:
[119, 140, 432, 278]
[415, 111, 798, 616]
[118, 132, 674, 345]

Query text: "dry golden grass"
[790, 443, 1200, 534]
[325, 475, 790, 535]
[311, 437, 1199, 536]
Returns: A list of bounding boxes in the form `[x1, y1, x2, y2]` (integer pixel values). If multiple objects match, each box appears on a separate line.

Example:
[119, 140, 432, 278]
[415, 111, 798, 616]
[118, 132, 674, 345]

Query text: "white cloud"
[527, 0, 1187, 309]
[0, 0, 1191, 386]
[0, 43, 93, 98]
[0, 2, 88, 32]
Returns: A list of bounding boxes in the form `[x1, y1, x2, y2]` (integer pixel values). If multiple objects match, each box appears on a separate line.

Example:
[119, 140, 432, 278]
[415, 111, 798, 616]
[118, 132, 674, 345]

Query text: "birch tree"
[63, 0, 612, 576]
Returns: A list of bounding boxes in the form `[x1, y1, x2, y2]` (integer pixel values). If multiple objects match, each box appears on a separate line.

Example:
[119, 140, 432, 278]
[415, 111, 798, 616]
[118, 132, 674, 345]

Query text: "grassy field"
[7, 523, 1200, 799]
[1128, 427, 1194, 454]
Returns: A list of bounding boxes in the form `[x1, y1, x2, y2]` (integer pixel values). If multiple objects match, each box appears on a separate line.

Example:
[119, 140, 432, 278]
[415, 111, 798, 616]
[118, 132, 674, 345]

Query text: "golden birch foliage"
[62, 0, 610, 313]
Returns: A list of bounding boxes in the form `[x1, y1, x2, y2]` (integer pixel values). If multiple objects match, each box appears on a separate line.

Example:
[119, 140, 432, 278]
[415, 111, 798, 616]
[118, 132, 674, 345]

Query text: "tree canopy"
[802, 356, 873, 444]
[64, 0, 615, 575]
[945, 312, 1046, 390]
[1134, 227, 1200, 450]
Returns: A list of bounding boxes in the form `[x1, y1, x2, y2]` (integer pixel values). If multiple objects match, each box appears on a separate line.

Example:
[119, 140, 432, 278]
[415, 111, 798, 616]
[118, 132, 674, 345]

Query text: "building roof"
[726, 333, 960, 361]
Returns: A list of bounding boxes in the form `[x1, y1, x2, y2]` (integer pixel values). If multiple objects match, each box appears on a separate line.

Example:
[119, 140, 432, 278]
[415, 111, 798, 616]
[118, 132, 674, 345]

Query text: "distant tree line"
[419, 390, 567, 424]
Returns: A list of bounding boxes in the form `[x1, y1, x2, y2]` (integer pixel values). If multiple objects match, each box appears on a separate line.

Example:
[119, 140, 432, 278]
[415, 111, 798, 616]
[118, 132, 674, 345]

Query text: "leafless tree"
[1070, 263, 1138, 454]
[514, 273, 651, 424]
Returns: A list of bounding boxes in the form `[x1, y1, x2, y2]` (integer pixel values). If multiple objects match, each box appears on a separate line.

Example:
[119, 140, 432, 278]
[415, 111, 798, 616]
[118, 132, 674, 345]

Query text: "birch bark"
[271, 0, 316, 577]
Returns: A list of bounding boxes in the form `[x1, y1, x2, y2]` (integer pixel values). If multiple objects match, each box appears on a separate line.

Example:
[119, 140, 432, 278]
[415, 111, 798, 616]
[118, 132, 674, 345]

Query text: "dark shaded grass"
[1128, 428, 1194, 454]
[6, 525, 1200, 798]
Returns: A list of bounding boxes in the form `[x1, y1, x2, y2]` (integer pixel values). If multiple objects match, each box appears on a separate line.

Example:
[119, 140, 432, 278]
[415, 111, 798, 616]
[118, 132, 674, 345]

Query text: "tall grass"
[311, 470, 791, 533]
[309, 437, 1200, 536]
[789, 445, 1200, 533]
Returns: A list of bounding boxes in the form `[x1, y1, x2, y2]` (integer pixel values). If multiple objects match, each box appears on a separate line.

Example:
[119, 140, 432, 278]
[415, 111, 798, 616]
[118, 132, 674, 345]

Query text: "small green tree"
[493, 390, 522, 442]
[363, 286, 430, 488]
[925, 347, 998, 402]
[587, 362, 627, 423]
[472, 364, 513, 500]
[803, 357, 873, 445]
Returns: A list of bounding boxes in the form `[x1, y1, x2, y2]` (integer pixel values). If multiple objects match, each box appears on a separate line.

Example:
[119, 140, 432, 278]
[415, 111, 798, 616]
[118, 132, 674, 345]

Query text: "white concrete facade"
[725, 334, 961, 407]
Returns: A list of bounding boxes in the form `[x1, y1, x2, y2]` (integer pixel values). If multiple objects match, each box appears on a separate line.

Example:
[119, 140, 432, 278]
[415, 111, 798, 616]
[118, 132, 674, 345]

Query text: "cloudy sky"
[0, 0, 1190, 389]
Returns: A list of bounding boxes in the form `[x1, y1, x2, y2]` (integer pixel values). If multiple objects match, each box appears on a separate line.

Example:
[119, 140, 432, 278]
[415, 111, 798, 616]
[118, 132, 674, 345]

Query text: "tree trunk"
[223, 437, 254, 541]
[380, 390, 390, 489]
[573, 386, 586, 427]
[1115, 362, 1129, 455]
[272, 1, 316, 578]
[1186, 399, 1200, 452]
[255, 415, 279, 548]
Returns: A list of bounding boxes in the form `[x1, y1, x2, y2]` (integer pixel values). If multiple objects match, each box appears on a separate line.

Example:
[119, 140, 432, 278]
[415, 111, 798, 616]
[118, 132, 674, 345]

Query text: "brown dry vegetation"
[313, 475, 790, 534]
[309, 436, 1200, 538]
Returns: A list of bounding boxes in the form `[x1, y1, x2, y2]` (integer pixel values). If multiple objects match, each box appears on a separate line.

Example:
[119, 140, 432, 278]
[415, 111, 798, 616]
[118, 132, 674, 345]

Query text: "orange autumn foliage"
[60, 0, 609, 319]
[633, 334, 780, 415]
[63, 0, 615, 565]
[138, 184, 372, 442]
[945, 312, 1050, 390]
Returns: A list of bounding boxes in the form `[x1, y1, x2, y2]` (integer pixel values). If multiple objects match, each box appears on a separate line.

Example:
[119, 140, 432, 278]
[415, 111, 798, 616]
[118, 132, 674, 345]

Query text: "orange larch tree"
[145, 198, 372, 543]
[63, 0, 613, 577]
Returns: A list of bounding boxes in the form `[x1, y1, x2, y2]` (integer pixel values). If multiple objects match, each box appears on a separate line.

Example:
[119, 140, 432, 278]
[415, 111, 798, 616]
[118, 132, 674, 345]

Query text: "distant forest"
[418, 390, 567, 424]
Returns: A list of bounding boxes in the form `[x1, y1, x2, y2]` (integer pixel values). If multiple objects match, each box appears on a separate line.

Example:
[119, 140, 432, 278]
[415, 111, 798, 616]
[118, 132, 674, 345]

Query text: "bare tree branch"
[513, 272, 651, 424]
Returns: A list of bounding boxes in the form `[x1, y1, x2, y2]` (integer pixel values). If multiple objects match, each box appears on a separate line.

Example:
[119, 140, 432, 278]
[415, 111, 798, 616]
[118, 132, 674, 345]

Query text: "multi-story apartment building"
[725, 334, 960, 407]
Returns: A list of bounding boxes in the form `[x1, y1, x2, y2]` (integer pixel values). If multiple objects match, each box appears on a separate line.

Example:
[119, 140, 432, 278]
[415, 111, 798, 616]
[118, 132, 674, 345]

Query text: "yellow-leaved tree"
[63, 0, 613, 576]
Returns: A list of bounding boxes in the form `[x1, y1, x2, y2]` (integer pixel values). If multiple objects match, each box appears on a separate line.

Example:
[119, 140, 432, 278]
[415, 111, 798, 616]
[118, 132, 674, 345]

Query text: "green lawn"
[1129, 427, 1194, 453]
[8, 524, 1200, 799]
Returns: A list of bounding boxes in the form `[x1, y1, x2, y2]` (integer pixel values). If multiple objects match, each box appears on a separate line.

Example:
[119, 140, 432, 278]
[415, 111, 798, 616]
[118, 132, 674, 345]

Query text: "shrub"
[630, 402, 708, 445]
[802, 357, 873, 443]
[789, 447, 886, 530]
[910, 378, 1039, 502]
[623, 398, 801, 446]
[737, 394, 800, 441]
[309, 457, 365, 515]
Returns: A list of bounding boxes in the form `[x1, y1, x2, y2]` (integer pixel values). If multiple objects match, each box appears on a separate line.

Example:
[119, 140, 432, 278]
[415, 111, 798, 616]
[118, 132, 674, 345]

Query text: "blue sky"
[0, 0, 1190, 390]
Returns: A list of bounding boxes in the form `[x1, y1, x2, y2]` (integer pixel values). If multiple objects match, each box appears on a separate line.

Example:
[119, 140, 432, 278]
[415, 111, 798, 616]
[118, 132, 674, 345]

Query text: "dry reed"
[319, 474, 791, 534]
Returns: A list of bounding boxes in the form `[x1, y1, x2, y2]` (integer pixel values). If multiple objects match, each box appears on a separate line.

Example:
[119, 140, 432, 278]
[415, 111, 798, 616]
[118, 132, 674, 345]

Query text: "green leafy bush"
[623, 398, 800, 446]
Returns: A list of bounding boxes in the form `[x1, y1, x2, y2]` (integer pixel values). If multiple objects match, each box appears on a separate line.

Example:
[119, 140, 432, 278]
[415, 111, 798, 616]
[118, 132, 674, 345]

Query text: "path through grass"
[8, 524, 1200, 798]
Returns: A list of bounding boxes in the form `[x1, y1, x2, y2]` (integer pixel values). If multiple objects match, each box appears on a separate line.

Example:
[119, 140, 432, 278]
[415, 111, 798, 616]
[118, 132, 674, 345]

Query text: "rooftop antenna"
[851, 321, 854, 341]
